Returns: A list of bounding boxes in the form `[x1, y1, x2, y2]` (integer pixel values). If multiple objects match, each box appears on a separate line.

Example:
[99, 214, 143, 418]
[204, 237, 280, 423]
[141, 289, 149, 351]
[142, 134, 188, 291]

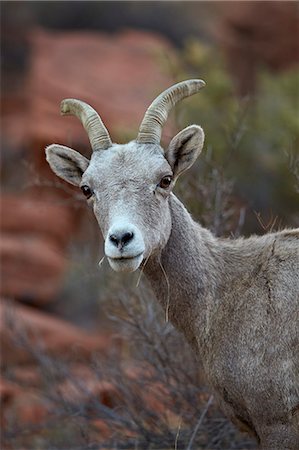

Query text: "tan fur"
[145, 195, 299, 448]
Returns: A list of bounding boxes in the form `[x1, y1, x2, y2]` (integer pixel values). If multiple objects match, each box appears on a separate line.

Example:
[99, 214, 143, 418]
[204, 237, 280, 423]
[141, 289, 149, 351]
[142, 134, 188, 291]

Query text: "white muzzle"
[105, 221, 145, 272]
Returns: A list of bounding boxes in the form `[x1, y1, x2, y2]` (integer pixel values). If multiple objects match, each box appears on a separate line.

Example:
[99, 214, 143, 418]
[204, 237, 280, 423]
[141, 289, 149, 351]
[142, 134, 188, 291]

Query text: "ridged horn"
[137, 79, 206, 144]
[60, 99, 112, 151]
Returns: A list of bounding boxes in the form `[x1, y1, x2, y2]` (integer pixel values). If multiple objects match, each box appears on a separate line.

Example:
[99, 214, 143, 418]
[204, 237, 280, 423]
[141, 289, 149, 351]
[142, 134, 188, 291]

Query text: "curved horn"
[60, 99, 112, 151]
[137, 79, 206, 144]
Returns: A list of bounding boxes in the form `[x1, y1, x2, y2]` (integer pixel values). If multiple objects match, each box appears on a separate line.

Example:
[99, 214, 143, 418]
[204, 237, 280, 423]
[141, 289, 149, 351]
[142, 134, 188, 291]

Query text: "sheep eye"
[81, 185, 93, 199]
[159, 176, 172, 189]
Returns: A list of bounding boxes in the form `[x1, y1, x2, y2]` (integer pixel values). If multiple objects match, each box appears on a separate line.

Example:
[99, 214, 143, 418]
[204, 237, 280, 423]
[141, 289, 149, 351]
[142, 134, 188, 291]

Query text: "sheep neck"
[144, 194, 221, 354]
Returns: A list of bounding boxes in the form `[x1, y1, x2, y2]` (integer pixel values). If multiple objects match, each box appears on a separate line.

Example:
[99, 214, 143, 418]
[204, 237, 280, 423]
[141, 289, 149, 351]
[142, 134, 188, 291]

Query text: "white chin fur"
[107, 254, 143, 273]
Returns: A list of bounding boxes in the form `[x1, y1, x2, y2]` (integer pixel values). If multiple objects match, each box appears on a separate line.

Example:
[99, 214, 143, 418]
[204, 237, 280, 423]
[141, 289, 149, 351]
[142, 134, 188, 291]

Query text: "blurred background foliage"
[173, 40, 299, 234]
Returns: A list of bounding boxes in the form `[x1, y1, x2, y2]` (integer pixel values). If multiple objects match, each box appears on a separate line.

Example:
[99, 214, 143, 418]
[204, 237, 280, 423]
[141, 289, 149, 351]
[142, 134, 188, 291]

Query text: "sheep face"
[46, 124, 204, 272]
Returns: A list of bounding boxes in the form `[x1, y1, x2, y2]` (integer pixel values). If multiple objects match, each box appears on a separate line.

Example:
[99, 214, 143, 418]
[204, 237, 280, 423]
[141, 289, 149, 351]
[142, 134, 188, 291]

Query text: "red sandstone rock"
[90, 418, 114, 439]
[0, 234, 66, 303]
[0, 378, 21, 405]
[56, 365, 121, 407]
[6, 366, 41, 388]
[1, 30, 177, 307]
[0, 377, 22, 431]
[0, 193, 81, 303]
[1, 359, 183, 443]
[2, 25, 178, 165]
[9, 390, 51, 425]
[217, 2, 299, 94]
[0, 364, 124, 443]
[1, 194, 76, 248]
[27, 28, 177, 154]
[0, 299, 114, 365]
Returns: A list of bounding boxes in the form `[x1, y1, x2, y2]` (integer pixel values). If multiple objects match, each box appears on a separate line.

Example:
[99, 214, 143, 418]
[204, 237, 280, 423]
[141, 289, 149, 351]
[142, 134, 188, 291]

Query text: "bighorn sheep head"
[46, 80, 205, 272]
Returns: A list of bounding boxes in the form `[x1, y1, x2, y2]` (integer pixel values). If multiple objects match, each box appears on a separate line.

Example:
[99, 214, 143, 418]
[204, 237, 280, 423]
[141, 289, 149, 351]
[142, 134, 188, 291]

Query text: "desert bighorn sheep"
[46, 80, 299, 449]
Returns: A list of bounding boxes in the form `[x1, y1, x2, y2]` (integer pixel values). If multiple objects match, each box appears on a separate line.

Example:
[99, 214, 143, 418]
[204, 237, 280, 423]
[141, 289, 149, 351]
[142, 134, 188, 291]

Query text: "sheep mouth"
[110, 253, 143, 261]
[107, 253, 144, 273]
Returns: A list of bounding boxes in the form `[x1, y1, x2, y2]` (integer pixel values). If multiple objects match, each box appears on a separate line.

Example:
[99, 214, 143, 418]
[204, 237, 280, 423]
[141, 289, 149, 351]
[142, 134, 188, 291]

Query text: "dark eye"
[159, 176, 172, 189]
[81, 185, 93, 199]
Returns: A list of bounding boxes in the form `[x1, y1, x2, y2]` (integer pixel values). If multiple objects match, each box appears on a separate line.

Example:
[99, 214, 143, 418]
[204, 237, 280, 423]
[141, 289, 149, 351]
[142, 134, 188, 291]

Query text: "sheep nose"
[109, 231, 134, 249]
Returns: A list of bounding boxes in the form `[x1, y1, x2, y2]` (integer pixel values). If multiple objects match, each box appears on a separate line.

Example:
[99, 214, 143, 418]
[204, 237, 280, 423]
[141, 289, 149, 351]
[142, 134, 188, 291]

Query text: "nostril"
[121, 232, 134, 246]
[109, 234, 119, 246]
[109, 231, 134, 249]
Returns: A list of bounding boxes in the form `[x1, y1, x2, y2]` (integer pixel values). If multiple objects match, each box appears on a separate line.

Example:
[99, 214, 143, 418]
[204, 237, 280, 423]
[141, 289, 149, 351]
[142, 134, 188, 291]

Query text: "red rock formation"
[0, 299, 114, 365]
[27, 28, 176, 151]
[0, 194, 78, 303]
[1, 194, 76, 247]
[1, 28, 177, 302]
[217, 2, 299, 95]
[0, 29, 178, 445]
[1, 28, 176, 177]
[0, 235, 66, 303]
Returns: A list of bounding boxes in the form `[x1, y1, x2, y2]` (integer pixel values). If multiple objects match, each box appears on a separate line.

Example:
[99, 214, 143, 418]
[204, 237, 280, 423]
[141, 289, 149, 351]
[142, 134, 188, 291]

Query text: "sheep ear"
[165, 125, 204, 178]
[46, 144, 89, 186]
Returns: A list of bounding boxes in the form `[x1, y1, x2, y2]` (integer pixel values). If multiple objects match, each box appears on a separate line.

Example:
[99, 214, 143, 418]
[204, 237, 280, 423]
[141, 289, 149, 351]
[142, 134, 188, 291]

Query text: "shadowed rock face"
[218, 2, 299, 95]
[0, 194, 75, 304]
[0, 298, 118, 437]
[0, 30, 179, 443]
[0, 299, 181, 443]
[1, 27, 177, 300]
[2, 28, 176, 159]
[0, 299, 113, 365]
